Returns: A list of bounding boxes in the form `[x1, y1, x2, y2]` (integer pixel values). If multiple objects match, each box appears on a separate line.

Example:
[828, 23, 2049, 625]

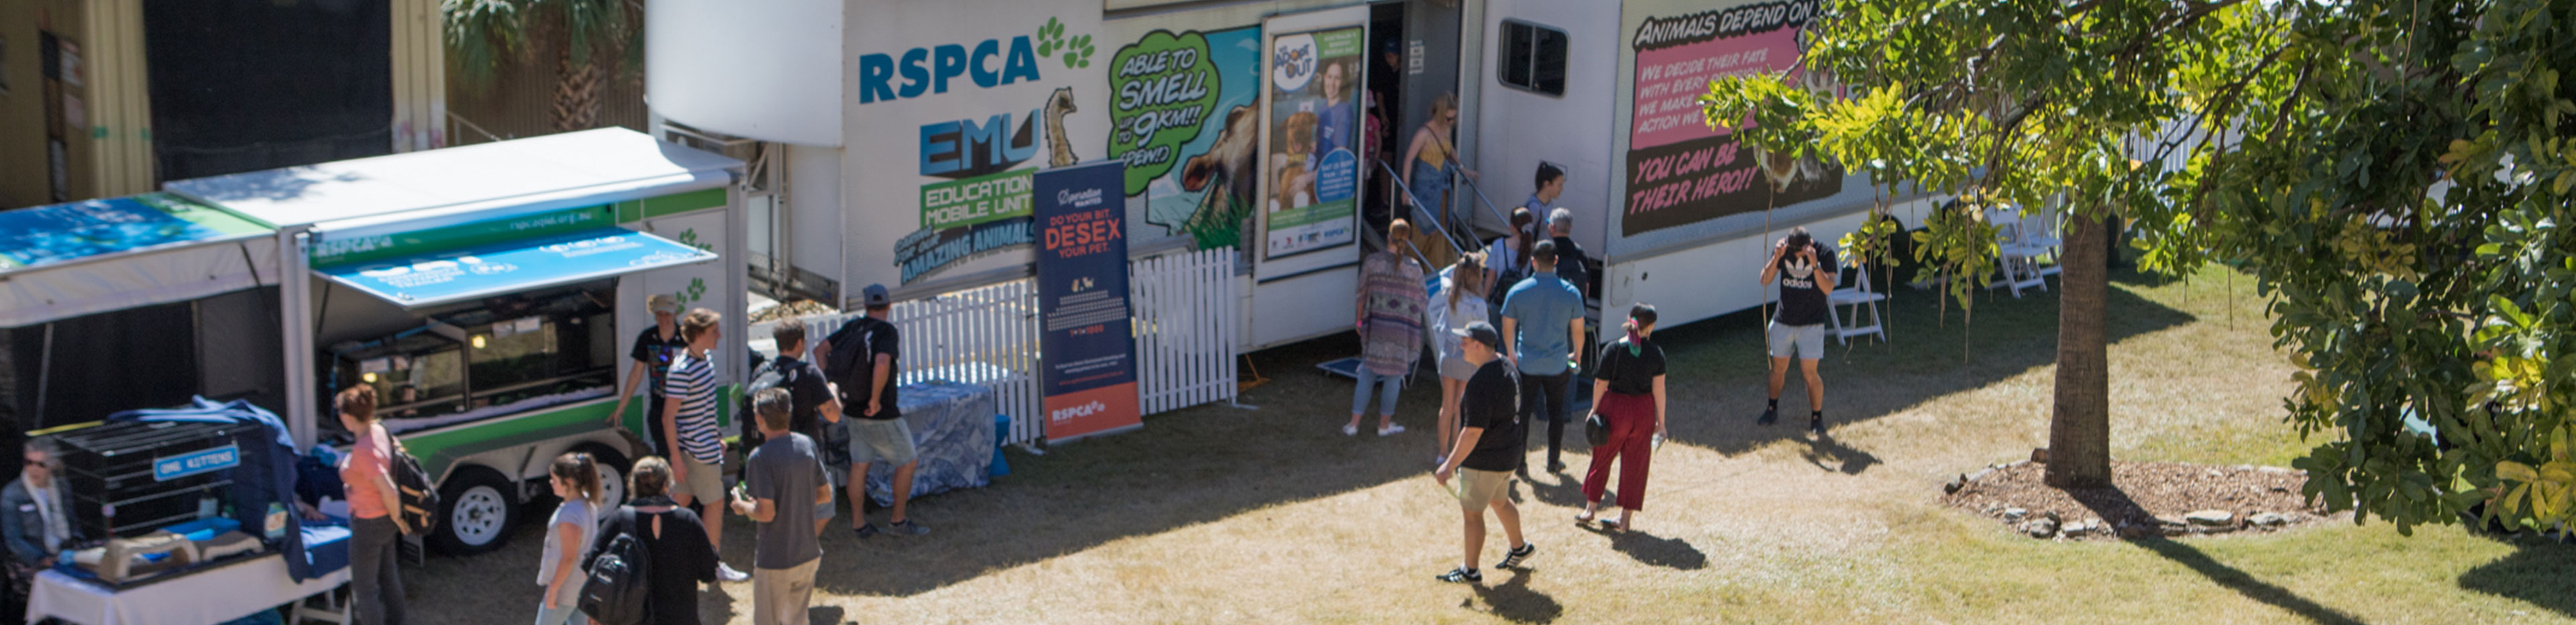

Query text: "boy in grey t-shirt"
[731, 388, 832, 625]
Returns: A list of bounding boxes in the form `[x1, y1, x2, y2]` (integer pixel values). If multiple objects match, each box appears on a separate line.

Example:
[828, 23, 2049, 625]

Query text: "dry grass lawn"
[405, 264, 2576, 624]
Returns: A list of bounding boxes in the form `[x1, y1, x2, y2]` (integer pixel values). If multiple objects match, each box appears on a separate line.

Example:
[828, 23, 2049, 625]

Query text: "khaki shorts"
[675, 452, 725, 505]
[849, 418, 919, 467]
[1454, 467, 1515, 510]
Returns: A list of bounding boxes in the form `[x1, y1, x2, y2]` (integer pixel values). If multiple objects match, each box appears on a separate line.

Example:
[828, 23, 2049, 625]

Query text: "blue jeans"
[1352, 367, 1403, 416]
[351, 516, 407, 625]
[534, 600, 584, 625]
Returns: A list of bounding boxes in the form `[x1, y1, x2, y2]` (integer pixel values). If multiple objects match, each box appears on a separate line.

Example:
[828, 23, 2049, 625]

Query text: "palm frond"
[443, 0, 528, 89]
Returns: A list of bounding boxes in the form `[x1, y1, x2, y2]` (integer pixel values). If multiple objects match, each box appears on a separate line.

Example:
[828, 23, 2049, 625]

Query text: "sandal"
[1597, 518, 1627, 532]
[1574, 509, 1599, 524]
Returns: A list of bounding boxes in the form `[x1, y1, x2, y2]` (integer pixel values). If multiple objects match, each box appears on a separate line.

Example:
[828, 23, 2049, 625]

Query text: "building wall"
[0, 0, 48, 207]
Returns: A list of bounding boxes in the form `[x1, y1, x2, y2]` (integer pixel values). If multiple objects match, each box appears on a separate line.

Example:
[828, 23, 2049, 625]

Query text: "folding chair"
[1986, 207, 2051, 298]
[2021, 199, 2065, 277]
[1826, 258, 1888, 344]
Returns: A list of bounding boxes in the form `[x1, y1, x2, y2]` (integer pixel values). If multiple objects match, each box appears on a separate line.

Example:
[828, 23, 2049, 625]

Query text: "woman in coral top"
[337, 386, 411, 625]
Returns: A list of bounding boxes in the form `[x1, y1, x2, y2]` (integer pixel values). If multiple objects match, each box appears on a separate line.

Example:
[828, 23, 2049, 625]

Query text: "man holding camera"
[1758, 227, 1835, 436]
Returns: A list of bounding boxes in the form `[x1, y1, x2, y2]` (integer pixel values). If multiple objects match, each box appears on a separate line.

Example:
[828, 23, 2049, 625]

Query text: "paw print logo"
[1036, 17, 1094, 69]
[677, 227, 713, 252]
[676, 278, 707, 305]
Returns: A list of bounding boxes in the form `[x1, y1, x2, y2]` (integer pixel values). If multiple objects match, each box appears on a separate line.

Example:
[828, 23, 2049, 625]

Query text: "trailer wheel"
[572, 445, 633, 508]
[429, 466, 519, 555]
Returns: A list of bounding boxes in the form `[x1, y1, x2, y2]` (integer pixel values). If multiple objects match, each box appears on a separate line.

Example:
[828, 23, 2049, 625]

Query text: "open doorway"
[1364, 0, 1468, 266]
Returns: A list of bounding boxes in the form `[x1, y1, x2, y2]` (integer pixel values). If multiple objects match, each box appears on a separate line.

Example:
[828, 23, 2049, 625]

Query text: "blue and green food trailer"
[166, 127, 749, 555]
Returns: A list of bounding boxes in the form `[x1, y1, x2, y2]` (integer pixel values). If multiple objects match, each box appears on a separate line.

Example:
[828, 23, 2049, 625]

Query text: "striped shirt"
[664, 350, 724, 464]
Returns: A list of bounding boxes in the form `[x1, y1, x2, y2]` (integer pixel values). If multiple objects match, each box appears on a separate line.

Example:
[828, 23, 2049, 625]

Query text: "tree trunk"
[2045, 208, 2112, 488]
[549, 28, 603, 132]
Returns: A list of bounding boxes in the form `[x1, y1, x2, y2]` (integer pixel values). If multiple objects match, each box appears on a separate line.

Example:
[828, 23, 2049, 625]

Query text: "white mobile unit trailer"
[648, 0, 1927, 363]
[649, 0, 1486, 351]
[169, 128, 749, 555]
[1474, 0, 1934, 331]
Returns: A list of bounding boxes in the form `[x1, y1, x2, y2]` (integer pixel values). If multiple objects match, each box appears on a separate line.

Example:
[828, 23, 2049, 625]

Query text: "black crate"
[50, 420, 247, 538]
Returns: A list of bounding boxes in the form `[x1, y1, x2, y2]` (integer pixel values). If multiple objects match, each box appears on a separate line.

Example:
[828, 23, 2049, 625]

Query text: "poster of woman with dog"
[1261, 27, 1365, 260]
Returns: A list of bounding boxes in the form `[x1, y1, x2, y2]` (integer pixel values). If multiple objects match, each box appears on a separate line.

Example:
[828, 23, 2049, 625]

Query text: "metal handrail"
[446, 111, 505, 144]
[1375, 160, 1475, 258]
[1452, 172, 1517, 243]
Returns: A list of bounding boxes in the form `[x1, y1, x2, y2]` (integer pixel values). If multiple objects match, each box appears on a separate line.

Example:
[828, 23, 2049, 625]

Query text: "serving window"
[323, 280, 621, 436]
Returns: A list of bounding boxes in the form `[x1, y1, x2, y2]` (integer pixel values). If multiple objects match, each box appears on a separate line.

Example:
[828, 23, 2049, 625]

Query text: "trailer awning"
[0, 194, 278, 328]
[314, 226, 716, 308]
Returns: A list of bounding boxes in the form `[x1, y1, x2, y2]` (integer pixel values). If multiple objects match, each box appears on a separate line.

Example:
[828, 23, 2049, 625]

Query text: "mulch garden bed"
[1940, 459, 2343, 540]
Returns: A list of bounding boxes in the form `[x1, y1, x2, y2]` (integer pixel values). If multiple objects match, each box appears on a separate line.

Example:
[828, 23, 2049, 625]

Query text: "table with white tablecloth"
[28, 553, 349, 625]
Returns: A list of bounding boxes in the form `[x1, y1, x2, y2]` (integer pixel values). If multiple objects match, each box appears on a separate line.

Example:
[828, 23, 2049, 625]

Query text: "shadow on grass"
[1655, 266, 2196, 457]
[1801, 432, 1880, 475]
[2456, 534, 2576, 618]
[1469, 569, 1563, 624]
[778, 266, 2189, 600]
[808, 604, 847, 624]
[1601, 530, 1707, 571]
[2130, 538, 2367, 625]
[803, 335, 1506, 598]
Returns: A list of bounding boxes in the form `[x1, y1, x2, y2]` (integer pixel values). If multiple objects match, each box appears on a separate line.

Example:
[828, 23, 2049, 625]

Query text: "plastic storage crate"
[50, 419, 249, 538]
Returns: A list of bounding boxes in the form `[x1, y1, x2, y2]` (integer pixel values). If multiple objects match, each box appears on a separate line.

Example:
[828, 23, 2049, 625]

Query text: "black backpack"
[822, 318, 884, 388]
[738, 359, 792, 449]
[580, 510, 653, 625]
[388, 441, 439, 535]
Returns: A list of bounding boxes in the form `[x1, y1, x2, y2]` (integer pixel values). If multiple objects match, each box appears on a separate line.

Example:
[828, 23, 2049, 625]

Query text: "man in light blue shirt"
[1499, 239, 1586, 473]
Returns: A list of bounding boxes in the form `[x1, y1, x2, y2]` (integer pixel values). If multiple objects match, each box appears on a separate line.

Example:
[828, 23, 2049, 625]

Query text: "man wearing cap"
[816, 284, 929, 538]
[1499, 239, 1586, 473]
[610, 293, 685, 454]
[1433, 321, 1535, 584]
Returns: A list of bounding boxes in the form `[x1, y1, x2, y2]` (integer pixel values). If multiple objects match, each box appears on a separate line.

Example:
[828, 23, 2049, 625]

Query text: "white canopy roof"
[166, 127, 742, 241]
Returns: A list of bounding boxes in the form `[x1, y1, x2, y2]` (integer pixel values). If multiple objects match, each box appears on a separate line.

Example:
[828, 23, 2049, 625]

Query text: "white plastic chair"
[1827, 258, 1888, 344]
[1987, 207, 2051, 298]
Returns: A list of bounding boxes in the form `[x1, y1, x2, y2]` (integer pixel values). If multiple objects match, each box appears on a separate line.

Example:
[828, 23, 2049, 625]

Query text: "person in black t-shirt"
[748, 319, 845, 537]
[1432, 321, 1536, 584]
[815, 284, 926, 538]
[1758, 227, 1837, 435]
[611, 294, 685, 455]
[1578, 304, 1668, 532]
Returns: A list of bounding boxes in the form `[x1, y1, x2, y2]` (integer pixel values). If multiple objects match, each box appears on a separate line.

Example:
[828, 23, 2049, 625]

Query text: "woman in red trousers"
[1577, 303, 1667, 531]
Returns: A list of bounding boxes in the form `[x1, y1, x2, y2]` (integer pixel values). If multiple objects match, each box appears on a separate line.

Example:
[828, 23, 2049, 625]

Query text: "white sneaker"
[1377, 424, 1407, 437]
[1342, 423, 1360, 436]
[716, 562, 751, 582]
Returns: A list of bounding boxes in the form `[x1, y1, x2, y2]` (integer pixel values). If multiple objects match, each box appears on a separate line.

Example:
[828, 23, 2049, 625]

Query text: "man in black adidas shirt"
[1432, 321, 1536, 583]
[1758, 227, 1836, 435]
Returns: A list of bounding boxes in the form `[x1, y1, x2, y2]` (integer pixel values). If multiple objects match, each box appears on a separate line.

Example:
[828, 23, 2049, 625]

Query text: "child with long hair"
[1432, 251, 1492, 462]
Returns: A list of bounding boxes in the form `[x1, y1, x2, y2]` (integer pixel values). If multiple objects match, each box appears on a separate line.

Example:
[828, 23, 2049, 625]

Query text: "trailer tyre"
[429, 466, 519, 555]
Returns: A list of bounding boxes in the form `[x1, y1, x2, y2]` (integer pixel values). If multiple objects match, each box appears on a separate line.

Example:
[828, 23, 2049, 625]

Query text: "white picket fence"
[1130, 247, 1240, 414]
[780, 247, 1239, 445]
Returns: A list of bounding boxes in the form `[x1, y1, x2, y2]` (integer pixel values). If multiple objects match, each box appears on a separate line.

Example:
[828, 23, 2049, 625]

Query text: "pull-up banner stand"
[1032, 160, 1142, 442]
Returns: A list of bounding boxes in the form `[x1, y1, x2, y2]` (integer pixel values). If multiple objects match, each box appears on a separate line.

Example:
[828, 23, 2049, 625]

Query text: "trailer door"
[1247, 6, 1371, 349]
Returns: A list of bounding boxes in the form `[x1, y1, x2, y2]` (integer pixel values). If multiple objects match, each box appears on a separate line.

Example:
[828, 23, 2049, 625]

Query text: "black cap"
[1629, 303, 1658, 327]
[863, 284, 892, 307]
[1454, 321, 1502, 351]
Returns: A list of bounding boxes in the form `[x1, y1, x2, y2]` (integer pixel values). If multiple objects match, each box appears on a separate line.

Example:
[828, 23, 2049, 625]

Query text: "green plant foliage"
[443, 0, 640, 90]
[1705, 0, 2576, 532]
